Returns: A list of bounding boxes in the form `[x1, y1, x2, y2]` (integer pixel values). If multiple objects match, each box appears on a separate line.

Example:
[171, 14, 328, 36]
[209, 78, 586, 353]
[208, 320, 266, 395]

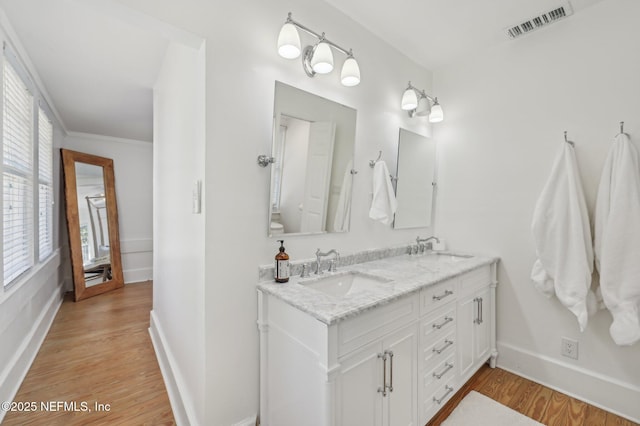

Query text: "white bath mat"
[442, 391, 545, 426]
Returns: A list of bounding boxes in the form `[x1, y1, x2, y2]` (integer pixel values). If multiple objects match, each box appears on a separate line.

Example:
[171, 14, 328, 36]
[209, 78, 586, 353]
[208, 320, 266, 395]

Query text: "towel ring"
[369, 151, 382, 168]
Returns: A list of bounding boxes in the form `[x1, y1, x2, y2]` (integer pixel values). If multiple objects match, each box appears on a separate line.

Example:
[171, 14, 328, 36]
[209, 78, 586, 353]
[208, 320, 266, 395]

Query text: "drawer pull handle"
[433, 386, 454, 405]
[433, 362, 453, 379]
[432, 316, 453, 330]
[432, 339, 454, 354]
[377, 352, 387, 397]
[432, 289, 454, 301]
[385, 350, 394, 392]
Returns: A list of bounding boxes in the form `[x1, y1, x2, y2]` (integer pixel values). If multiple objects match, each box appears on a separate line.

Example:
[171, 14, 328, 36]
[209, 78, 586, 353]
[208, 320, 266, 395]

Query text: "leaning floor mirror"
[61, 149, 123, 301]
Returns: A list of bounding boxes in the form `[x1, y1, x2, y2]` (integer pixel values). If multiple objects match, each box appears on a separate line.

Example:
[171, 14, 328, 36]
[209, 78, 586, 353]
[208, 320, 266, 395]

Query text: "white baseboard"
[149, 311, 198, 426]
[124, 266, 152, 284]
[496, 341, 640, 423]
[232, 416, 257, 426]
[0, 282, 64, 424]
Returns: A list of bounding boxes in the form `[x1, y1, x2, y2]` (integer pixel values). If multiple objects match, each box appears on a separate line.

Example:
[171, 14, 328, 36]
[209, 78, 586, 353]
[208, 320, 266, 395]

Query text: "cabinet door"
[457, 292, 478, 380]
[337, 340, 385, 426]
[475, 287, 491, 363]
[384, 324, 418, 426]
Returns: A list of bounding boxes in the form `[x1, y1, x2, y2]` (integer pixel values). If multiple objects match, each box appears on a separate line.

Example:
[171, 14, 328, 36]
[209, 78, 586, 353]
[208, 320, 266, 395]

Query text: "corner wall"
[63, 132, 153, 283]
[151, 41, 206, 425]
[433, 0, 640, 420]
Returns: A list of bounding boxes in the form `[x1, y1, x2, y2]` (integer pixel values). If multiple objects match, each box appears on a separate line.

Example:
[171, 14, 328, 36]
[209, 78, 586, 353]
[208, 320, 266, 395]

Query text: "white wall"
[0, 12, 66, 423]
[151, 41, 206, 425]
[63, 132, 153, 283]
[118, 0, 435, 424]
[434, 0, 640, 420]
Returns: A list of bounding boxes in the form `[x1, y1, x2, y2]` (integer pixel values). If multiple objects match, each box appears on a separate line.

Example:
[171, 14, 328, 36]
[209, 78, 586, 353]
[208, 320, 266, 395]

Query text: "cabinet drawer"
[338, 295, 419, 356]
[422, 353, 456, 393]
[421, 329, 455, 368]
[420, 303, 456, 346]
[420, 279, 457, 315]
[421, 377, 457, 423]
[458, 265, 491, 296]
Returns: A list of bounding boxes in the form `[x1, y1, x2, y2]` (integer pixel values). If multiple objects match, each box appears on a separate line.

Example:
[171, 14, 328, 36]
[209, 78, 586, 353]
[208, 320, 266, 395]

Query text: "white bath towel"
[594, 133, 640, 346]
[369, 161, 397, 225]
[531, 142, 596, 332]
[333, 160, 353, 232]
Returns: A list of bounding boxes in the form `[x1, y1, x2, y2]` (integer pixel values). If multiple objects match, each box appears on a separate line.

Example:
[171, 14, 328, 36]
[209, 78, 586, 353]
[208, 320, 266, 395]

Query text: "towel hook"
[564, 131, 574, 147]
[369, 151, 382, 168]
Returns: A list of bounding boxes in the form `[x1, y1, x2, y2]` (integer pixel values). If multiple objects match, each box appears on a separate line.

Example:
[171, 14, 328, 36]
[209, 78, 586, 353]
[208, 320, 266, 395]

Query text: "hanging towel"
[531, 142, 596, 332]
[594, 133, 640, 346]
[333, 160, 353, 232]
[369, 161, 397, 225]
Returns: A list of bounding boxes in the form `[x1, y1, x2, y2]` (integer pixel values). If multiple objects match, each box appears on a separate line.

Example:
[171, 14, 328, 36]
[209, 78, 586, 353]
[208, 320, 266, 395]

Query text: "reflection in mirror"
[62, 149, 123, 301]
[393, 129, 437, 229]
[75, 163, 111, 286]
[269, 81, 357, 236]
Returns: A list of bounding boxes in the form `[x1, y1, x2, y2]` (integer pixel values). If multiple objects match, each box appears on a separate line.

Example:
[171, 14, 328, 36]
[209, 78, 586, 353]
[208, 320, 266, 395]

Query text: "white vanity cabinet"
[257, 259, 498, 426]
[456, 266, 496, 384]
[337, 323, 418, 426]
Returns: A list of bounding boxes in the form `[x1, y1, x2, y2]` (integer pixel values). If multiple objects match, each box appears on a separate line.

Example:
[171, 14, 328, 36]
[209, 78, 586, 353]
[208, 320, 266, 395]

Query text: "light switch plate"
[192, 180, 202, 214]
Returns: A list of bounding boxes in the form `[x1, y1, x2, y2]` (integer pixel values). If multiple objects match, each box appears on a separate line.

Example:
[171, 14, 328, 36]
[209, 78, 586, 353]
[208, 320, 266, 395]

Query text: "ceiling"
[0, 0, 604, 142]
[0, 0, 169, 142]
[323, 0, 604, 70]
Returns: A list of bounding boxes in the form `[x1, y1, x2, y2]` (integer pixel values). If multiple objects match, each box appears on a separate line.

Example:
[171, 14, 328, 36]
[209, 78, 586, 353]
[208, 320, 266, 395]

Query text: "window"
[2, 59, 34, 286]
[2, 45, 55, 288]
[38, 107, 53, 260]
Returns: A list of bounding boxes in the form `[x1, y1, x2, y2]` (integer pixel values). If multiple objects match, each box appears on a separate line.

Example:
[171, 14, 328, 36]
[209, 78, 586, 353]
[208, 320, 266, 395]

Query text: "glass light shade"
[401, 88, 418, 110]
[413, 96, 431, 117]
[429, 103, 444, 123]
[277, 23, 301, 59]
[340, 56, 360, 86]
[311, 42, 334, 74]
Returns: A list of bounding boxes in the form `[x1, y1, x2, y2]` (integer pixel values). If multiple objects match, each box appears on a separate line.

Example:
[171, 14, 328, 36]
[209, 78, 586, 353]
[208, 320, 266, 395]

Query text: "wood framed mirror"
[61, 149, 123, 301]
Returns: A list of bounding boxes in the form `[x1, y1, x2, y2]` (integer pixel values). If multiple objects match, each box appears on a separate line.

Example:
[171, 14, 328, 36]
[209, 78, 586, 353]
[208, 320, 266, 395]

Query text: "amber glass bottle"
[275, 240, 290, 283]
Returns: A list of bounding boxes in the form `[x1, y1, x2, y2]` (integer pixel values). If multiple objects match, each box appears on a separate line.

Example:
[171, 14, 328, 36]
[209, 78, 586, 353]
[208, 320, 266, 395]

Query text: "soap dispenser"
[275, 240, 290, 283]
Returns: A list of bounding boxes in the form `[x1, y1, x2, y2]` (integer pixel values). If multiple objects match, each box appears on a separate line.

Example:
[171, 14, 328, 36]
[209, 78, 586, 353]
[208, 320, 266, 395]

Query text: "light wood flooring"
[427, 364, 638, 426]
[5, 282, 637, 426]
[2, 281, 175, 426]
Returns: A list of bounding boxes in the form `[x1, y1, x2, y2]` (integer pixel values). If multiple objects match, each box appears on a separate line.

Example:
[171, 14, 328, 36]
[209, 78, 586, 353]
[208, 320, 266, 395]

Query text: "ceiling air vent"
[505, 1, 574, 39]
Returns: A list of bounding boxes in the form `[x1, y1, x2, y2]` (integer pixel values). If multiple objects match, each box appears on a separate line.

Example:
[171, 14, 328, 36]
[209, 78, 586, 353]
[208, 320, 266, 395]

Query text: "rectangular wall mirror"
[393, 128, 437, 229]
[269, 81, 357, 236]
[61, 149, 123, 301]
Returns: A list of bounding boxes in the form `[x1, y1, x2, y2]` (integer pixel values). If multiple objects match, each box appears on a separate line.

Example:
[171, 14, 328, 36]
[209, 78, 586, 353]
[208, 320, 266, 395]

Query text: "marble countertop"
[257, 251, 498, 325]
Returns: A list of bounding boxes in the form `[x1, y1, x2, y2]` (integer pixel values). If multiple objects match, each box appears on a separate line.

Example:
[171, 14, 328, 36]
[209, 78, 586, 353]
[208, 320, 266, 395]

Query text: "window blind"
[38, 107, 53, 260]
[3, 59, 34, 286]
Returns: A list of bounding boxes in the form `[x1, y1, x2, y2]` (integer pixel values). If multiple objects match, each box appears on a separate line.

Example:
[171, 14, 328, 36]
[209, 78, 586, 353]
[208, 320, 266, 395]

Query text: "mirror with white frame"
[393, 128, 437, 229]
[269, 81, 357, 236]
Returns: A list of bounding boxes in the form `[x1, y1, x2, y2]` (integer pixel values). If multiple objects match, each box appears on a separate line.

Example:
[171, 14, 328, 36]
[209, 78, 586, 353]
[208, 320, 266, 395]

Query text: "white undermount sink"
[299, 271, 391, 298]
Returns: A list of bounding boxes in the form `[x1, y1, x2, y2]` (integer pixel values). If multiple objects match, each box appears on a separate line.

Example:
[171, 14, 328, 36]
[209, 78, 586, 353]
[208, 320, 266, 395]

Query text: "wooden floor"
[427, 364, 638, 426]
[2, 282, 175, 426]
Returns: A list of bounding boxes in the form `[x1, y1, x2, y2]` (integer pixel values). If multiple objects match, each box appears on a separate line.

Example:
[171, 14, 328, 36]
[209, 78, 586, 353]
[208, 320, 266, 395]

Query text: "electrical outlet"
[561, 337, 578, 360]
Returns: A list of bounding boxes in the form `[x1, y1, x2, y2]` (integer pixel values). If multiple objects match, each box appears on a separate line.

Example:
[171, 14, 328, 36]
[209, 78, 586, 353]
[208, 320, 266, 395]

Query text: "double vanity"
[257, 247, 498, 426]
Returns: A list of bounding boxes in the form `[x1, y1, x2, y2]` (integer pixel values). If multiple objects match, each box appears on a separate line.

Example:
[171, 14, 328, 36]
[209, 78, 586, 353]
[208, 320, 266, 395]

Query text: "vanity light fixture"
[277, 12, 361, 87]
[401, 82, 444, 123]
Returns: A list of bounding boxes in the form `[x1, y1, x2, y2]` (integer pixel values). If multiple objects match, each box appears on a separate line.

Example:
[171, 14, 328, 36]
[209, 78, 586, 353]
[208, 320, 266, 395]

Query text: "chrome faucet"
[416, 236, 440, 253]
[315, 249, 340, 274]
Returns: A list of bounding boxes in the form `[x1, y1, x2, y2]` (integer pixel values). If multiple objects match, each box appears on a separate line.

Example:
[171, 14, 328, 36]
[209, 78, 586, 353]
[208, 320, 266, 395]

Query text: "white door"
[475, 287, 491, 363]
[457, 292, 477, 381]
[337, 339, 385, 426]
[300, 121, 336, 232]
[384, 324, 418, 426]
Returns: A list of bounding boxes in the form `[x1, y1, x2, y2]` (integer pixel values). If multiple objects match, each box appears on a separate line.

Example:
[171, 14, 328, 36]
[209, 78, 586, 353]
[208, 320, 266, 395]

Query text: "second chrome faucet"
[315, 248, 340, 274]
